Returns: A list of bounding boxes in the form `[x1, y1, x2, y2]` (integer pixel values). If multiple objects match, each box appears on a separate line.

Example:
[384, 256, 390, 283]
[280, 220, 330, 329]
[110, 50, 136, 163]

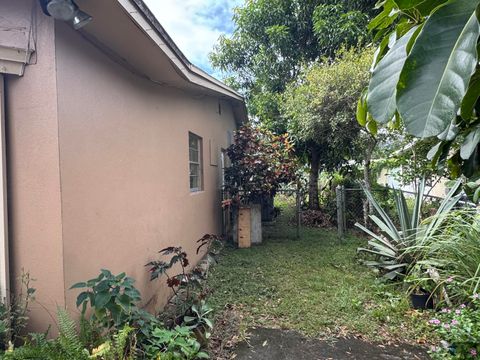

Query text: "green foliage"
[428, 297, 480, 359]
[2, 310, 137, 360]
[361, 0, 480, 200]
[223, 125, 297, 204]
[57, 308, 88, 358]
[90, 325, 135, 360]
[210, 0, 376, 128]
[144, 326, 208, 360]
[72, 270, 142, 330]
[183, 301, 213, 339]
[72, 269, 158, 343]
[408, 209, 480, 305]
[2, 309, 90, 360]
[356, 178, 462, 280]
[312, 4, 369, 58]
[282, 47, 373, 170]
[0, 272, 35, 350]
[146, 235, 221, 322]
[379, 134, 446, 186]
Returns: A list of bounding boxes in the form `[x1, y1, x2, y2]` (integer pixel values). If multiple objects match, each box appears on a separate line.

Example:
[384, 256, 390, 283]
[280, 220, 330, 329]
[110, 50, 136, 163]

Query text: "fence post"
[336, 185, 345, 240]
[296, 185, 301, 239]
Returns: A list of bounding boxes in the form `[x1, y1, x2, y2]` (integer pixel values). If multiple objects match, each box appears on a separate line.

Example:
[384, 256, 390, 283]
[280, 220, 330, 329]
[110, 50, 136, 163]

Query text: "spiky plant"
[356, 178, 462, 280]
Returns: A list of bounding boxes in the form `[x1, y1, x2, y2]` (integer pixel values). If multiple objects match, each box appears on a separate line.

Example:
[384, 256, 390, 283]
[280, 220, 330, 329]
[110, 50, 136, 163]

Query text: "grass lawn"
[206, 199, 434, 345]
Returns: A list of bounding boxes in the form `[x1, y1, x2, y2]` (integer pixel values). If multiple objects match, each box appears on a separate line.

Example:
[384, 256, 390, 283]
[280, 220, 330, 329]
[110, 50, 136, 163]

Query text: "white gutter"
[0, 75, 9, 306]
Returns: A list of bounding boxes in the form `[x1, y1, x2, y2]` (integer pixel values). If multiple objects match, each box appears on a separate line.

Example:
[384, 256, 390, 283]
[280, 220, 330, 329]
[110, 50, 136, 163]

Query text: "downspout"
[0, 74, 9, 307]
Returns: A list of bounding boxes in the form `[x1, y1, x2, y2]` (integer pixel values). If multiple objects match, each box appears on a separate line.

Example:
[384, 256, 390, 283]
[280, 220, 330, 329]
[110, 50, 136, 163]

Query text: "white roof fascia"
[116, 0, 244, 102]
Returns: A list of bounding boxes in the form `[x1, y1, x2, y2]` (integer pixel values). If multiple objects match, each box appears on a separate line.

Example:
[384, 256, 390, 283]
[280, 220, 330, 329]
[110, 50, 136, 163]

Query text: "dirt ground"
[234, 328, 430, 360]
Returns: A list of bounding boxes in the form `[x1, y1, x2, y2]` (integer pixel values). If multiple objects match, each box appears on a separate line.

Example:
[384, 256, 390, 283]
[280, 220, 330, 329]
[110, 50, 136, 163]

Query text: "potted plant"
[405, 265, 436, 310]
[224, 125, 297, 247]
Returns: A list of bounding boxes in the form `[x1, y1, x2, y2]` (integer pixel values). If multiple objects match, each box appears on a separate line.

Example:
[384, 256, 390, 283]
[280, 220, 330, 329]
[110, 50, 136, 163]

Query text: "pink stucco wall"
[5, 4, 65, 332]
[55, 23, 236, 317]
[4, 2, 238, 331]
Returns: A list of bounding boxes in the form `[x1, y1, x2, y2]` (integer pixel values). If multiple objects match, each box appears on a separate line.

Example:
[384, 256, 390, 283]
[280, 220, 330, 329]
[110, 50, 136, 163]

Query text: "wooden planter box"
[237, 204, 262, 248]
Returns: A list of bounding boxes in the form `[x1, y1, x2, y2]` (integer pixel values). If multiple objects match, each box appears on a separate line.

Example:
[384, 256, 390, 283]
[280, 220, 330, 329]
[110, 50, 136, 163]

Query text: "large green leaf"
[461, 69, 480, 120]
[367, 27, 419, 123]
[397, 0, 480, 138]
[460, 126, 480, 160]
[394, 0, 449, 15]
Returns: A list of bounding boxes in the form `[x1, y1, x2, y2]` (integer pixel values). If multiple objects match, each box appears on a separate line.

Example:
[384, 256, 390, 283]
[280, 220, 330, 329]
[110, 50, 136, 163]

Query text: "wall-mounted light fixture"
[40, 0, 92, 30]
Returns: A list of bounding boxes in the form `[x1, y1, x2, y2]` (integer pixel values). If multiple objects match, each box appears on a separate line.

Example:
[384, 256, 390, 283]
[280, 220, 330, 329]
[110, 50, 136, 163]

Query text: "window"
[189, 132, 203, 191]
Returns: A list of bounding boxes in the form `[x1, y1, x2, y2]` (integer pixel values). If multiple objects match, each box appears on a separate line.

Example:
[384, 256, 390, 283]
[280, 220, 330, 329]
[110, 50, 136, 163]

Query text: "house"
[0, 0, 247, 332]
[377, 167, 449, 198]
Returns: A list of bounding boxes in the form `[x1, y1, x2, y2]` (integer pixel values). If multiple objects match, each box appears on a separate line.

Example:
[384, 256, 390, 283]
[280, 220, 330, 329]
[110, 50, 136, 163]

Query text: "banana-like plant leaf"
[356, 92, 368, 126]
[427, 142, 442, 161]
[367, 26, 419, 123]
[461, 70, 480, 120]
[460, 126, 480, 160]
[437, 119, 460, 141]
[397, 0, 480, 138]
[394, 0, 448, 15]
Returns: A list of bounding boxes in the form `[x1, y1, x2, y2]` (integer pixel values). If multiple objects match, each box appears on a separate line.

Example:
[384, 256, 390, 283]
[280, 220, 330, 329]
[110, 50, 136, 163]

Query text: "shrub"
[408, 209, 480, 306]
[144, 326, 208, 360]
[0, 272, 35, 350]
[2, 310, 136, 360]
[224, 124, 297, 204]
[71, 269, 159, 345]
[429, 295, 480, 359]
[146, 235, 221, 325]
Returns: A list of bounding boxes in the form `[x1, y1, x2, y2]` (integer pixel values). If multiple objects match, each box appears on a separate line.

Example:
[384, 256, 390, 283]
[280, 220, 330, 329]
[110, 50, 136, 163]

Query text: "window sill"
[190, 190, 205, 195]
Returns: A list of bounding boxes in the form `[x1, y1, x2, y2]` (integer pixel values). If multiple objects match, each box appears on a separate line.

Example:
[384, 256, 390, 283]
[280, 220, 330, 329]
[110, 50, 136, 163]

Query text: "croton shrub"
[224, 124, 298, 204]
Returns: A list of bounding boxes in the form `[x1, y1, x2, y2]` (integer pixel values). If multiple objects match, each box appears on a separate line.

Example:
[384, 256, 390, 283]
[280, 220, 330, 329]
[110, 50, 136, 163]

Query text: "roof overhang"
[78, 0, 247, 124]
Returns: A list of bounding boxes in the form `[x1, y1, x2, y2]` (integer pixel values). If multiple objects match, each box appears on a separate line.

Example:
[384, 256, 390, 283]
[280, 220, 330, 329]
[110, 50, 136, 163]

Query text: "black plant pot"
[411, 292, 434, 310]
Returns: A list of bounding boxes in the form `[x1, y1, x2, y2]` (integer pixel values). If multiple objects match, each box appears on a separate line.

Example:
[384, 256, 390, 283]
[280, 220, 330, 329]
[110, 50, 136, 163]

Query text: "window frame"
[189, 132, 203, 192]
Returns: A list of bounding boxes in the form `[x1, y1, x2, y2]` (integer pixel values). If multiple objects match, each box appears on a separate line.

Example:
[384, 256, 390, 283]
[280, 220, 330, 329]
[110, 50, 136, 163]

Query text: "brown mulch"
[208, 305, 243, 360]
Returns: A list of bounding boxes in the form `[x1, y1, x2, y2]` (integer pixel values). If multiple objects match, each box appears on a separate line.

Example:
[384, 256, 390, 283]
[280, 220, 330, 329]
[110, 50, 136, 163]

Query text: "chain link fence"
[221, 187, 303, 244]
[335, 185, 471, 237]
[336, 186, 436, 236]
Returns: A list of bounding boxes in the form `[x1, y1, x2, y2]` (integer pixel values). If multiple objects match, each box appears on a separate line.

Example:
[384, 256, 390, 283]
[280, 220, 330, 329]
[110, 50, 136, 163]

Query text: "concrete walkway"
[234, 328, 430, 360]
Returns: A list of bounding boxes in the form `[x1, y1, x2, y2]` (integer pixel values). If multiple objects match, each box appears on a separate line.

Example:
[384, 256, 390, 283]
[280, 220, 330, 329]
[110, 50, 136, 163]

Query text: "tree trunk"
[309, 150, 320, 210]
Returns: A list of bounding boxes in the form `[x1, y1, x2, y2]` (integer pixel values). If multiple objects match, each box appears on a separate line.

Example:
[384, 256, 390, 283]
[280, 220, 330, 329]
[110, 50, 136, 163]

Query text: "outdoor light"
[46, 0, 76, 21]
[71, 9, 92, 30]
[40, 0, 93, 30]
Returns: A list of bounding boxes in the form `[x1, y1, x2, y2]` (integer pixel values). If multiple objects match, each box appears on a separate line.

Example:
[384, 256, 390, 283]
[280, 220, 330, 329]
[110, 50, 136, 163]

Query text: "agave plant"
[356, 178, 462, 280]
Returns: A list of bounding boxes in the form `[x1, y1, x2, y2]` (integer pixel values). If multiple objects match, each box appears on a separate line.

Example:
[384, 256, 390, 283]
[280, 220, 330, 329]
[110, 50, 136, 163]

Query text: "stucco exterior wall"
[5, 6, 65, 332]
[3, 1, 239, 331]
[54, 24, 236, 316]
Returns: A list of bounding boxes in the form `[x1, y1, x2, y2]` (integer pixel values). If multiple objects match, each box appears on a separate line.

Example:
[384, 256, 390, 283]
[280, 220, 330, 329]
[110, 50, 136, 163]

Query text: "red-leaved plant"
[145, 234, 222, 323]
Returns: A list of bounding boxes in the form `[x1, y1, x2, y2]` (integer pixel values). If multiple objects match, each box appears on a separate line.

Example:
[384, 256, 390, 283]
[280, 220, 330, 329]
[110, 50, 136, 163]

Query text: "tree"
[358, 0, 480, 201]
[210, 0, 377, 132]
[282, 48, 373, 209]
